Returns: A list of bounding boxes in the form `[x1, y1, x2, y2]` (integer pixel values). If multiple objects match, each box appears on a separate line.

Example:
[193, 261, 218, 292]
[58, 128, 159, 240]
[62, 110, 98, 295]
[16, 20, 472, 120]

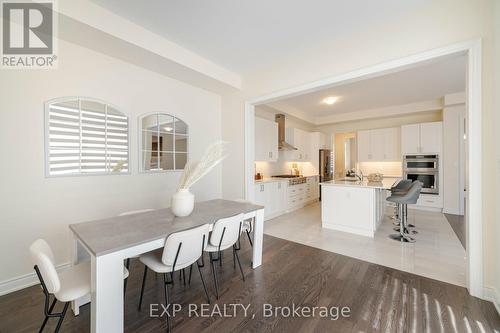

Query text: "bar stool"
[387, 181, 423, 242]
[389, 180, 412, 225]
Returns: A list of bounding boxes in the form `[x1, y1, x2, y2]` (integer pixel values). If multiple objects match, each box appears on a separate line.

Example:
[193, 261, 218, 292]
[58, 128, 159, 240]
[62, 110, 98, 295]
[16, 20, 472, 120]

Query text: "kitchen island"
[320, 178, 399, 237]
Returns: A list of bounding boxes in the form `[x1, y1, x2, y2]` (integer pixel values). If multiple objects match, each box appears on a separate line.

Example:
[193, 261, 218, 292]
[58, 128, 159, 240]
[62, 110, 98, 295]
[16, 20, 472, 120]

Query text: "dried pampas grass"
[178, 141, 228, 190]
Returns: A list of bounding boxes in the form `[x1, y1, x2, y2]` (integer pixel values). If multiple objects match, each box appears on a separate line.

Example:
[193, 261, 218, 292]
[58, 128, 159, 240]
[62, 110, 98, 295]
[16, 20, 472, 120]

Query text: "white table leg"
[252, 208, 264, 268]
[91, 252, 124, 333]
[70, 235, 80, 316]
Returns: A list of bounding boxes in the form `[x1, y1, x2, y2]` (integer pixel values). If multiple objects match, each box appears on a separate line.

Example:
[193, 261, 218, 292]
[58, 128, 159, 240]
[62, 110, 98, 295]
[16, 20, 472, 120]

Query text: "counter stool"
[389, 180, 412, 225]
[387, 181, 423, 243]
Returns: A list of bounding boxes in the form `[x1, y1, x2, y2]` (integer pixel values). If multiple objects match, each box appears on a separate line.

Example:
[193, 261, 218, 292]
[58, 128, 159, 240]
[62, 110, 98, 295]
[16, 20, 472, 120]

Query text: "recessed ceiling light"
[322, 96, 338, 105]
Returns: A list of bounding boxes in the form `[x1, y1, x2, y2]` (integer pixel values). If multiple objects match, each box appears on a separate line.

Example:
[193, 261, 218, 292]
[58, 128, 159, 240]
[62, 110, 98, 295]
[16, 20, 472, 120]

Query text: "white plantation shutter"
[46, 98, 129, 176]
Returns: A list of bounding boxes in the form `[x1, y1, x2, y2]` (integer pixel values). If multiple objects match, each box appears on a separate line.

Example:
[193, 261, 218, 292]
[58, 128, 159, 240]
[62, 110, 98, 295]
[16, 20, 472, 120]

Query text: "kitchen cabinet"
[357, 127, 400, 162]
[309, 132, 327, 171]
[284, 127, 310, 161]
[254, 176, 319, 221]
[255, 117, 278, 161]
[401, 122, 442, 154]
[254, 181, 287, 220]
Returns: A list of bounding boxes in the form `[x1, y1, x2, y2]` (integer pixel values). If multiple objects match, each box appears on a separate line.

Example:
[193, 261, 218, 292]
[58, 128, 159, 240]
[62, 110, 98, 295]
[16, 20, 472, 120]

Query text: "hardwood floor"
[1, 235, 498, 332]
[444, 213, 466, 249]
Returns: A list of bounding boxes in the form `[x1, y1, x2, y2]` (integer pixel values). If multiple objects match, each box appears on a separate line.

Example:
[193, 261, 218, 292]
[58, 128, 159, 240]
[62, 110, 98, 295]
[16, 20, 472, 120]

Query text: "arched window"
[45, 97, 129, 176]
[139, 113, 188, 172]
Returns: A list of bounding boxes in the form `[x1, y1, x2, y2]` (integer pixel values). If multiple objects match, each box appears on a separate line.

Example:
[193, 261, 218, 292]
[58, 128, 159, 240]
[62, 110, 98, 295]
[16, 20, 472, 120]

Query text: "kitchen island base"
[321, 181, 390, 237]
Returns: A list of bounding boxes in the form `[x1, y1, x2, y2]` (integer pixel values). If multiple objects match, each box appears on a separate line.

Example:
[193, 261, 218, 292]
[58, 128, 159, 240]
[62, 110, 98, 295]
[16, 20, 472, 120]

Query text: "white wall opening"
[244, 39, 483, 298]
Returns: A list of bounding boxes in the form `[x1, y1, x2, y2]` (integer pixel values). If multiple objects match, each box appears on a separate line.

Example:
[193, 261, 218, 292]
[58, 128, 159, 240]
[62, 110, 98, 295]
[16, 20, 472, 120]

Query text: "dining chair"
[30, 239, 129, 332]
[118, 209, 154, 292]
[137, 224, 211, 332]
[234, 199, 254, 247]
[204, 213, 245, 299]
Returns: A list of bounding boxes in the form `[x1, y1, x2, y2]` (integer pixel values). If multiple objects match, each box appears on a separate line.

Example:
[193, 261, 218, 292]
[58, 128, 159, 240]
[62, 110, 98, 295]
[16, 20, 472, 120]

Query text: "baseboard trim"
[0, 262, 71, 296]
[483, 286, 500, 315]
[443, 208, 461, 215]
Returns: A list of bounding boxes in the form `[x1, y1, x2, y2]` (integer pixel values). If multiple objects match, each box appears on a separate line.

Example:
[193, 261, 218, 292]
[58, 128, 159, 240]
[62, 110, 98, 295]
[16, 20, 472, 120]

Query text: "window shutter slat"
[47, 98, 129, 176]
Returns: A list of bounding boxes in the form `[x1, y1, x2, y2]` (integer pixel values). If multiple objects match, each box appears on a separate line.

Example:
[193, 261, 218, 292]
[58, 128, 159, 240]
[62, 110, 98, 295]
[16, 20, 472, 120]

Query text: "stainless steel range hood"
[275, 114, 298, 150]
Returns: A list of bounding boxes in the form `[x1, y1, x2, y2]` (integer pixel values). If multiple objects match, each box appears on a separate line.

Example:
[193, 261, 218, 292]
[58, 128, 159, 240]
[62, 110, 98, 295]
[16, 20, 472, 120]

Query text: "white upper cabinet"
[357, 130, 372, 161]
[309, 132, 326, 170]
[255, 117, 278, 161]
[420, 122, 443, 153]
[401, 122, 442, 154]
[401, 124, 420, 154]
[285, 127, 310, 161]
[357, 127, 400, 162]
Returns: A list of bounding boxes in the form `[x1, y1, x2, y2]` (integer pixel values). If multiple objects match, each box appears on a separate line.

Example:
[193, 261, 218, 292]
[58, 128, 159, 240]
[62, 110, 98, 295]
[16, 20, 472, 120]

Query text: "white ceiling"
[91, 0, 429, 74]
[266, 55, 466, 122]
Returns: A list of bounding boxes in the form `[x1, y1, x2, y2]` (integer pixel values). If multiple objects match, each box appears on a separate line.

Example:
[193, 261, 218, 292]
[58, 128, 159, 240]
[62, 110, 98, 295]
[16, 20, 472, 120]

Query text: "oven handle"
[403, 168, 438, 173]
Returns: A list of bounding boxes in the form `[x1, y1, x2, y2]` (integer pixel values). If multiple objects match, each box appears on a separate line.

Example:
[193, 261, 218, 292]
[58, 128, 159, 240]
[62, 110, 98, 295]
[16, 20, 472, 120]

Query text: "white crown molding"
[444, 91, 466, 106]
[0, 262, 71, 296]
[56, 0, 241, 90]
[313, 99, 443, 125]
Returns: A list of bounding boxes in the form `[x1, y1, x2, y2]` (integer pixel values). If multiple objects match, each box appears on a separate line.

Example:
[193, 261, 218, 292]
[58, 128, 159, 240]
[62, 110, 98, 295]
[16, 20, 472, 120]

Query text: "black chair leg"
[182, 268, 186, 286]
[188, 264, 193, 285]
[246, 230, 253, 247]
[39, 297, 57, 333]
[197, 264, 210, 304]
[54, 302, 69, 333]
[138, 266, 148, 310]
[209, 253, 219, 299]
[233, 246, 245, 281]
[163, 274, 172, 333]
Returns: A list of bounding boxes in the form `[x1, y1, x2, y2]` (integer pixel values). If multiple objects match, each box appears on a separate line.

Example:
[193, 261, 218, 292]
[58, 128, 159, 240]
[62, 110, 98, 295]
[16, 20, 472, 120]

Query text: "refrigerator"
[319, 149, 333, 200]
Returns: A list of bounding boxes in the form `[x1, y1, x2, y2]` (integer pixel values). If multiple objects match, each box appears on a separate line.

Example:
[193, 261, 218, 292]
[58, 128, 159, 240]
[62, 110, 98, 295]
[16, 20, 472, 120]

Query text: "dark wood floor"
[1, 235, 498, 332]
[444, 213, 466, 249]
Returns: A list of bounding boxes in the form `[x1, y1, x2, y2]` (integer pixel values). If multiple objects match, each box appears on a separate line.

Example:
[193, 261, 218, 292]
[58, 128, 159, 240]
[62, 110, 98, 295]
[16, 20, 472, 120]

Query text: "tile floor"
[264, 202, 466, 287]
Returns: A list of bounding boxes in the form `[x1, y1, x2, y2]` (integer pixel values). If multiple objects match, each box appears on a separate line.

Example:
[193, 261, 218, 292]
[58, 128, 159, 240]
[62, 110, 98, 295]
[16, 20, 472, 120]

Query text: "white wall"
[0, 39, 222, 293]
[443, 103, 466, 215]
[493, 0, 500, 311]
[221, 0, 497, 295]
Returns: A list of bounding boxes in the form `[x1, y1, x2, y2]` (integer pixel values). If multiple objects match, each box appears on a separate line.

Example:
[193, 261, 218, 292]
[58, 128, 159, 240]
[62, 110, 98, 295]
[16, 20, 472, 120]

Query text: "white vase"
[171, 189, 194, 217]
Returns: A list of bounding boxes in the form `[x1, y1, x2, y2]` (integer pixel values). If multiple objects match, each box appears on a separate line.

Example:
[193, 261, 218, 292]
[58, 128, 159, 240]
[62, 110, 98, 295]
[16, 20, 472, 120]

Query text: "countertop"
[320, 178, 400, 190]
[255, 175, 318, 184]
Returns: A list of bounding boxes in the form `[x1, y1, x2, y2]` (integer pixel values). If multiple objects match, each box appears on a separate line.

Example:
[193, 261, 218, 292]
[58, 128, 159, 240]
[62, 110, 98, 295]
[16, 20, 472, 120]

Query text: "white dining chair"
[234, 199, 254, 247]
[204, 213, 245, 299]
[137, 224, 211, 332]
[118, 209, 154, 292]
[30, 239, 129, 332]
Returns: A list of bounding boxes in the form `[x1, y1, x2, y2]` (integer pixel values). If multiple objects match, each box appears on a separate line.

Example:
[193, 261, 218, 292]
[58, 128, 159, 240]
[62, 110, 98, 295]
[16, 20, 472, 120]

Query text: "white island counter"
[320, 178, 399, 237]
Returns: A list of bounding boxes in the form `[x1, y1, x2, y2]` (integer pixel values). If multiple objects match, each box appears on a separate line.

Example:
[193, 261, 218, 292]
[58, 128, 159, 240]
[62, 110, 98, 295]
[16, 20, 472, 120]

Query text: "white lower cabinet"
[254, 176, 319, 221]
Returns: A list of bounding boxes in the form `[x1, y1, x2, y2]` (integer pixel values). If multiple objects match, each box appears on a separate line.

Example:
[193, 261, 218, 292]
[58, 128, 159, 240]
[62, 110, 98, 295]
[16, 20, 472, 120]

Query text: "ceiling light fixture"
[322, 96, 338, 105]
[163, 126, 173, 132]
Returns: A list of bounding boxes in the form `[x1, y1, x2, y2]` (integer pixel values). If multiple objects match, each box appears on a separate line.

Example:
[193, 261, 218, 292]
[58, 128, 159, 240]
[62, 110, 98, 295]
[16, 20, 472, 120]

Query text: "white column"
[252, 208, 264, 268]
[91, 252, 124, 333]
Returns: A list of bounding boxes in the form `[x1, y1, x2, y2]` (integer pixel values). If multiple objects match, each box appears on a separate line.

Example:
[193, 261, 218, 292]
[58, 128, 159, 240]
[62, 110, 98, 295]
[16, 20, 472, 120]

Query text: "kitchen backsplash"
[357, 161, 403, 177]
[255, 160, 318, 177]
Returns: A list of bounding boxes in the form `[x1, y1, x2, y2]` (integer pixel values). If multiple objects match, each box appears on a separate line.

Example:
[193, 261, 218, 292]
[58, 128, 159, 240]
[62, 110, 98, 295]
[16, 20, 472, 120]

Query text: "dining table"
[69, 199, 264, 333]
